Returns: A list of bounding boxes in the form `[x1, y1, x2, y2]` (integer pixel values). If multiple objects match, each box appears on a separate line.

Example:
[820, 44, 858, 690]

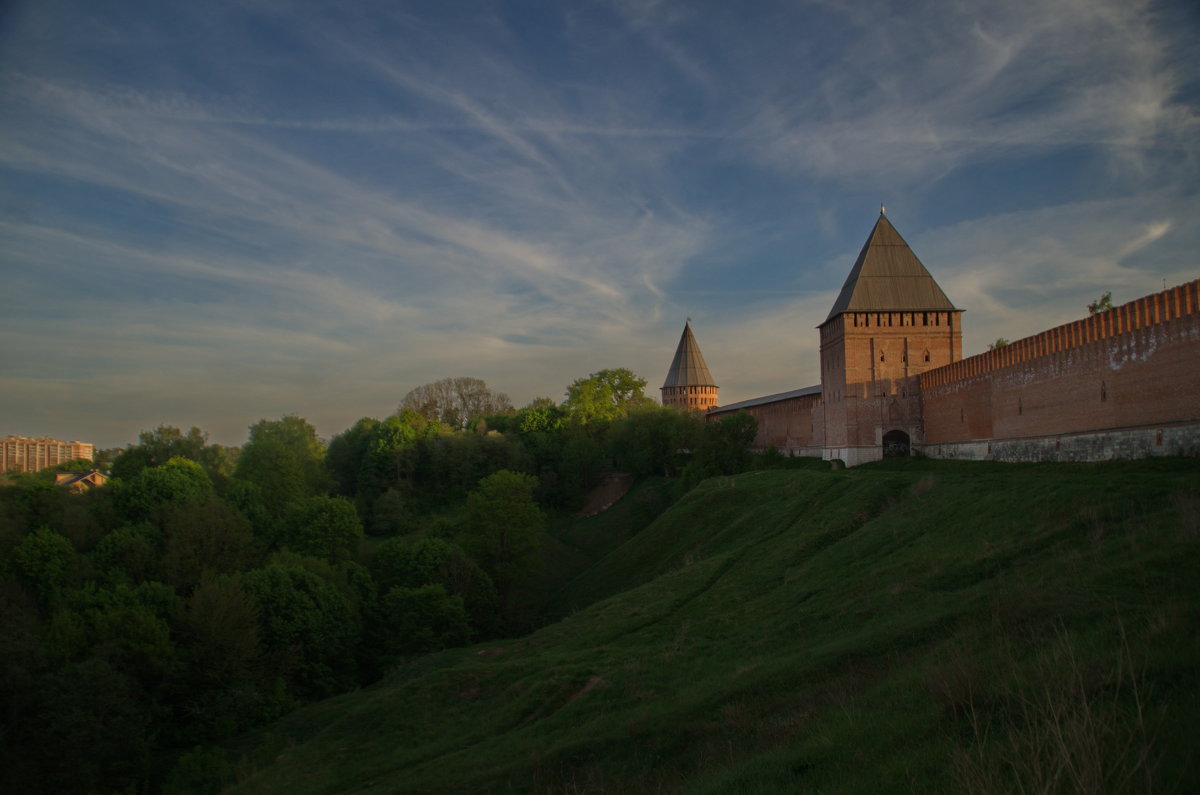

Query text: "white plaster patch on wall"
[927, 372, 986, 397]
[1106, 326, 1160, 371]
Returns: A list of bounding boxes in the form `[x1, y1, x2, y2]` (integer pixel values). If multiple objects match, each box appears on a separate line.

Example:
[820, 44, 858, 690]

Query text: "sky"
[2, 0, 1198, 449]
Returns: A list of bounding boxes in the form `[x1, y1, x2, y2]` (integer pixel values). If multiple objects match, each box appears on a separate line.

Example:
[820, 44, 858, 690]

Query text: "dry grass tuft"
[942, 620, 1159, 795]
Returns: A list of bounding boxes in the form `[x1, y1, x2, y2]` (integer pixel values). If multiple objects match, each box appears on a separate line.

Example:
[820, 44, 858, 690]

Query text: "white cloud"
[917, 195, 1199, 355]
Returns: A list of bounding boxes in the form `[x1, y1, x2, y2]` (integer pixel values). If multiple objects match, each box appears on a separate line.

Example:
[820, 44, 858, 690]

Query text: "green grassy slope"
[226, 459, 1200, 794]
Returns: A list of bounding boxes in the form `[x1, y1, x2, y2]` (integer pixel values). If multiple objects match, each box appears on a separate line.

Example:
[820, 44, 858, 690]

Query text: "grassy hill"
[218, 458, 1200, 793]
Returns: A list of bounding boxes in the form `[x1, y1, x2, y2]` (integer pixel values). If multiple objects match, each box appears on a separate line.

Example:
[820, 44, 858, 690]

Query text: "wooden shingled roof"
[824, 212, 957, 323]
[662, 321, 717, 388]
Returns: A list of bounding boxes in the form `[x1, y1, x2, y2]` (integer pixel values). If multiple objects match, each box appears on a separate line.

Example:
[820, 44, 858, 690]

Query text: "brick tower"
[661, 320, 719, 411]
[819, 210, 963, 464]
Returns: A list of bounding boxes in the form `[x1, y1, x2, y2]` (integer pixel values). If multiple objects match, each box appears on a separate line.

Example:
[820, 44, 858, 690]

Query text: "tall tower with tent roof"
[661, 320, 719, 411]
[819, 210, 963, 464]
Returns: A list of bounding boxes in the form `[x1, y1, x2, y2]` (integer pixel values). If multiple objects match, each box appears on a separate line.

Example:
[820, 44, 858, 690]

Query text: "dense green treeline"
[0, 369, 765, 793]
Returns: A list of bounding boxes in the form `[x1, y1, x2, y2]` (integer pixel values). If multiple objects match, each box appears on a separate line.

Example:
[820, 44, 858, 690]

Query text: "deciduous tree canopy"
[465, 470, 543, 596]
[685, 411, 758, 483]
[239, 563, 357, 698]
[400, 377, 513, 430]
[234, 416, 332, 511]
[110, 425, 237, 486]
[117, 457, 213, 521]
[563, 368, 649, 426]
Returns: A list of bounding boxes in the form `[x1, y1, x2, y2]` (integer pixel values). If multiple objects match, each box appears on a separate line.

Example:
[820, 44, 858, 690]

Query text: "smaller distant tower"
[661, 319, 719, 411]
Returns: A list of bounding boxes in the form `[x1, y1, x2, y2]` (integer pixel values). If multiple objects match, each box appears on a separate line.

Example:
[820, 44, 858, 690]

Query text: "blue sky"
[2, 0, 1197, 448]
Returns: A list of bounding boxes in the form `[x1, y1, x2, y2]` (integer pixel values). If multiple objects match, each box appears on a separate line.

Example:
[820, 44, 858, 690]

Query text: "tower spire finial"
[880, 203, 886, 216]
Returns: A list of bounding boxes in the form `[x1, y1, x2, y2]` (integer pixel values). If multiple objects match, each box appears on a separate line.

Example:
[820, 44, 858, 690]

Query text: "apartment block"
[0, 435, 95, 474]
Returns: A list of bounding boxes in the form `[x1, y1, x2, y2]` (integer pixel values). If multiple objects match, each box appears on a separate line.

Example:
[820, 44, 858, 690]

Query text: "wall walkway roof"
[710, 384, 821, 414]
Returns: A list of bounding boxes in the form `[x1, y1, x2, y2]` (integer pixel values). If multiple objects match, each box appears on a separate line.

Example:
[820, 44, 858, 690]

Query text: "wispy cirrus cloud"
[743, 0, 1198, 183]
[1, 0, 1196, 446]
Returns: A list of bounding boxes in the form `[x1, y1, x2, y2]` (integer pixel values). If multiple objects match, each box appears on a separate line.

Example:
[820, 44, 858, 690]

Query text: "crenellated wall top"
[921, 279, 1199, 389]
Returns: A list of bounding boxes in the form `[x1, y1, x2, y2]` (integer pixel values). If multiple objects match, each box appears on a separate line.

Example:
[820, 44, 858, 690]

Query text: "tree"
[238, 416, 330, 492]
[368, 488, 416, 536]
[608, 404, 703, 477]
[92, 447, 123, 474]
[464, 471, 543, 595]
[174, 576, 274, 740]
[24, 657, 154, 792]
[177, 577, 262, 688]
[399, 377, 513, 430]
[555, 429, 606, 508]
[78, 582, 179, 684]
[116, 457, 212, 521]
[1088, 291, 1114, 314]
[110, 425, 237, 486]
[232, 439, 308, 514]
[246, 416, 325, 461]
[239, 564, 357, 698]
[685, 411, 759, 484]
[12, 527, 75, 604]
[359, 411, 445, 497]
[369, 536, 499, 634]
[988, 338, 1010, 350]
[325, 417, 380, 496]
[110, 426, 204, 481]
[516, 403, 567, 434]
[161, 496, 262, 590]
[40, 458, 96, 476]
[222, 479, 273, 538]
[563, 368, 648, 425]
[92, 522, 162, 586]
[234, 416, 332, 514]
[280, 496, 364, 561]
[365, 584, 471, 665]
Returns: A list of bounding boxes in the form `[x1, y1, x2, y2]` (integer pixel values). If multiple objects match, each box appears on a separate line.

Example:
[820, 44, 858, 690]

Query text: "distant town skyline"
[2, 0, 1198, 448]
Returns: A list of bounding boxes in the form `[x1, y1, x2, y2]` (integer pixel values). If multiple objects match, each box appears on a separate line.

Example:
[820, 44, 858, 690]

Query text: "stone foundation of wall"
[819, 445, 882, 467]
[917, 421, 1200, 463]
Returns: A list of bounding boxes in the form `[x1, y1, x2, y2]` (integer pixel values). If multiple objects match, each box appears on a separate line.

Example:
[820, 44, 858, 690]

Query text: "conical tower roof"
[662, 321, 717, 388]
[824, 212, 957, 323]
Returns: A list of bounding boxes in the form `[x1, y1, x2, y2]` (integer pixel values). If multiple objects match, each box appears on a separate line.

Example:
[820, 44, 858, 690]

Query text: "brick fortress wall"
[709, 390, 825, 454]
[918, 280, 1200, 462]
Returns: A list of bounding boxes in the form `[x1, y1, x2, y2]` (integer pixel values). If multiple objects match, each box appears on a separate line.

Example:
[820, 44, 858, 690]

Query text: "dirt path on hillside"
[576, 473, 634, 517]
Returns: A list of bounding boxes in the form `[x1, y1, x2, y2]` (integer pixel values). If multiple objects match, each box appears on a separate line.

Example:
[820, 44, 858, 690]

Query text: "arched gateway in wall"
[882, 429, 910, 457]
